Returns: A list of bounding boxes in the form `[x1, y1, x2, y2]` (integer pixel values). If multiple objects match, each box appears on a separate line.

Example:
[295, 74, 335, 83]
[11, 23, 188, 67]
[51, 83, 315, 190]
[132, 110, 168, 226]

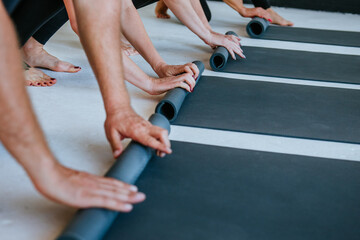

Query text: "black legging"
[252, 0, 271, 9]
[3, 0, 65, 46]
[29, 0, 212, 46]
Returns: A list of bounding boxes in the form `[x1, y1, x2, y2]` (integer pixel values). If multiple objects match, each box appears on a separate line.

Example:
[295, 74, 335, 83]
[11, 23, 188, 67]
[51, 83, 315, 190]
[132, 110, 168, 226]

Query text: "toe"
[55, 61, 81, 73]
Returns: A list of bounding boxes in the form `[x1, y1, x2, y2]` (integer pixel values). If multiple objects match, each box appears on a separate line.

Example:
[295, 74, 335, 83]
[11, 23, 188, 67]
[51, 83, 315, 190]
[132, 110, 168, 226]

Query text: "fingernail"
[134, 192, 146, 201]
[192, 75, 195, 79]
[130, 185, 138, 192]
[124, 204, 133, 211]
[167, 148, 172, 153]
[160, 152, 166, 158]
[114, 150, 121, 157]
[195, 77, 198, 81]
[268, 19, 272, 22]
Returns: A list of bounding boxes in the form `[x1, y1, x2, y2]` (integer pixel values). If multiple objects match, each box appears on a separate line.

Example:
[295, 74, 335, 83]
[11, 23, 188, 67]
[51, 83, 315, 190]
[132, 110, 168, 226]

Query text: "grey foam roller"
[246, 17, 270, 38]
[209, 31, 239, 71]
[155, 61, 204, 122]
[57, 113, 170, 240]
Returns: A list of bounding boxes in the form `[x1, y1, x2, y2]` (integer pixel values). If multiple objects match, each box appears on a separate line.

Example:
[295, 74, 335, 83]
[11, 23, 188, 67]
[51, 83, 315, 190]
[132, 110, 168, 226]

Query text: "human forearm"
[63, 0, 78, 34]
[73, 0, 131, 113]
[121, 52, 154, 93]
[120, 0, 166, 74]
[163, 0, 212, 43]
[0, 5, 57, 178]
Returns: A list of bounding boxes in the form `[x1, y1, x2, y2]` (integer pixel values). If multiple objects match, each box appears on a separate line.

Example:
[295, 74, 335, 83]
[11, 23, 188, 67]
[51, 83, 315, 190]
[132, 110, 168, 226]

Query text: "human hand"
[238, 7, 272, 22]
[154, 62, 199, 79]
[147, 73, 196, 95]
[104, 107, 171, 158]
[206, 31, 246, 60]
[32, 162, 145, 211]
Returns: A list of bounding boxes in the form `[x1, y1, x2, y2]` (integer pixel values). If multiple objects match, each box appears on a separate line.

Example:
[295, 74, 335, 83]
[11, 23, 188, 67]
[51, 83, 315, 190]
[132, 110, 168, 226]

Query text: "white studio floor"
[1, 2, 360, 239]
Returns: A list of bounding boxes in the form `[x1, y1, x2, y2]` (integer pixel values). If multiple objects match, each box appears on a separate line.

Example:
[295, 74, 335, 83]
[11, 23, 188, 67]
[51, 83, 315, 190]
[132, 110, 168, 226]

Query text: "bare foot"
[122, 44, 139, 56]
[266, 8, 293, 26]
[22, 37, 81, 73]
[24, 67, 57, 87]
[120, 35, 139, 56]
[155, 0, 171, 19]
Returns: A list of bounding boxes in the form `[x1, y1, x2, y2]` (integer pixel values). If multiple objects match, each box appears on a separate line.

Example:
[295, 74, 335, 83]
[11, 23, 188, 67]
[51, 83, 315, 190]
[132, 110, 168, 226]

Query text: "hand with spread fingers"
[33, 163, 146, 212]
[104, 107, 172, 158]
[207, 32, 246, 60]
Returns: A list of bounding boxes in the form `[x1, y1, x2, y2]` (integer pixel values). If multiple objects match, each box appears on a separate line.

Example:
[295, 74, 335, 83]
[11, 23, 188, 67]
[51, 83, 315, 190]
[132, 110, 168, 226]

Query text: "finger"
[189, 63, 200, 79]
[228, 35, 241, 47]
[230, 35, 240, 44]
[110, 129, 123, 158]
[143, 135, 169, 153]
[177, 81, 192, 92]
[226, 46, 236, 60]
[156, 150, 166, 158]
[97, 177, 138, 192]
[86, 195, 135, 212]
[181, 74, 196, 91]
[233, 45, 246, 59]
[93, 188, 146, 204]
[150, 126, 171, 151]
[183, 66, 193, 76]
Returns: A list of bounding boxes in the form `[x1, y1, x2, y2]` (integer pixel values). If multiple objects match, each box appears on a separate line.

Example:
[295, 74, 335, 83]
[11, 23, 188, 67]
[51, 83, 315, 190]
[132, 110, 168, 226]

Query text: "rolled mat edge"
[155, 61, 205, 122]
[209, 31, 239, 72]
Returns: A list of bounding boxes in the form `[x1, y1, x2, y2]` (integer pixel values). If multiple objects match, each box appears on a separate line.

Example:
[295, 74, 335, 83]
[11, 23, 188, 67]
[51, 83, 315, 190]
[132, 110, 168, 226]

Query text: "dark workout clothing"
[2, 0, 65, 46]
[8, 0, 269, 46]
[30, 0, 212, 46]
[33, 8, 69, 45]
[252, 0, 271, 9]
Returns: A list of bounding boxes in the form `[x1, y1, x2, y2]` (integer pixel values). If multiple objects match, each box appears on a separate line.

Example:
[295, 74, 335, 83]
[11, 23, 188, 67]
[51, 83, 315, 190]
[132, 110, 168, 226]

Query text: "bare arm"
[164, 0, 245, 59]
[72, 0, 172, 157]
[63, 0, 78, 34]
[0, 2, 144, 211]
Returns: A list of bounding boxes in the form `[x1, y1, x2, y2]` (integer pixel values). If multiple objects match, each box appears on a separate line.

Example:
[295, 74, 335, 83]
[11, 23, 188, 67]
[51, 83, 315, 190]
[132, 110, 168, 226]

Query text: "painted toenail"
[74, 66, 81, 69]
[51, 78, 56, 80]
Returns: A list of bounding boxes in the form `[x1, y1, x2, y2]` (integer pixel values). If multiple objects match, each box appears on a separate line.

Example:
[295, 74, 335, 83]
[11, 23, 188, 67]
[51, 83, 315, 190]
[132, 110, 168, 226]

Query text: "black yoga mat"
[209, 32, 360, 84]
[165, 76, 360, 144]
[104, 141, 360, 240]
[246, 17, 360, 47]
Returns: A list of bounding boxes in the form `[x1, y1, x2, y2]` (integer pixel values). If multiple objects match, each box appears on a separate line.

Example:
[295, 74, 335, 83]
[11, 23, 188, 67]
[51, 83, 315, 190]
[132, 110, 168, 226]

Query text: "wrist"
[201, 30, 213, 46]
[237, 7, 246, 16]
[147, 77, 158, 95]
[24, 153, 59, 185]
[153, 61, 167, 76]
[103, 94, 131, 115]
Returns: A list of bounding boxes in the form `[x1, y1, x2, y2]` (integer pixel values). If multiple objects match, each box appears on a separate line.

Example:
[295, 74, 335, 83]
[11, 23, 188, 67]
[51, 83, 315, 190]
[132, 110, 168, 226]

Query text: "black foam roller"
[155, 61, 205, 122]
[246, 17, 270, 38]
[209, 31, 239, 71]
